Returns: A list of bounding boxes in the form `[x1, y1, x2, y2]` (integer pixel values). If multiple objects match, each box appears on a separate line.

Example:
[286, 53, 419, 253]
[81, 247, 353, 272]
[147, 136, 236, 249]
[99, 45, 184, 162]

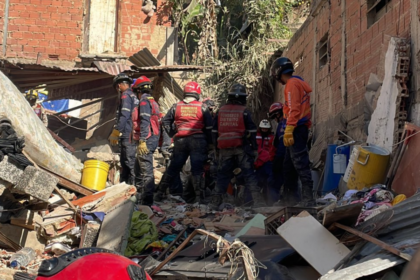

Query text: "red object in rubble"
[36, 248, 152, 280]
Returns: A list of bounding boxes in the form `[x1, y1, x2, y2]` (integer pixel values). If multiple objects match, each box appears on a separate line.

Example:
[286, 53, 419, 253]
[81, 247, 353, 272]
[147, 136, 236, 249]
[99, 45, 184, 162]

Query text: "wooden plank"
[165, 27, 175, 66]
[322, 203, 364, 228]
[334, 223, 412, 261]
[277, 211, 350, 275]
[39, 166, 95, 196]
[157, 228, 187, 261]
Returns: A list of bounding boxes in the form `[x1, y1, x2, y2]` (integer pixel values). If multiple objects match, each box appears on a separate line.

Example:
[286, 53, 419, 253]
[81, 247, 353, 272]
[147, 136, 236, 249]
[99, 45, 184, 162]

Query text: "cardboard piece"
[277, 211, 350, 275]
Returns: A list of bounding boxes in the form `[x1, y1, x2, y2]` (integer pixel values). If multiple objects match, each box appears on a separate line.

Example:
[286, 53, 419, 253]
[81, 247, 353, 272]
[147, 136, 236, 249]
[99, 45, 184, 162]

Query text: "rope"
[225, 240, 267, 280]
[49, 114, 116, 131]
[392, 130, 420, 147]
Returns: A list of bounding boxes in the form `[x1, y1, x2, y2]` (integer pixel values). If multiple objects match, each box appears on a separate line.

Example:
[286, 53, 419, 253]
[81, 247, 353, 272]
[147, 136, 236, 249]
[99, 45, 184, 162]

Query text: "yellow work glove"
[283, 125, 295, 147]
[137, 140, 149, 156]
[108, 129, 120, 146]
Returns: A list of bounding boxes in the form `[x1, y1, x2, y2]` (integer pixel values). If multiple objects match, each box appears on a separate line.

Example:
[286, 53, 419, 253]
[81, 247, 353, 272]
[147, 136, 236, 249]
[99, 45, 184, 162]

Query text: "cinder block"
[13, 166, 58, 202]
[80, 222, 101, 248]
[0, 156, 24, 185]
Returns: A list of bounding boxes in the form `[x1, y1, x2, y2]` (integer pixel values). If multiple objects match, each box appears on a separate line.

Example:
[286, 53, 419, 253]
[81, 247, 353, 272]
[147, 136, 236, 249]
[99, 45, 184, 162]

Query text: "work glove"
[108, 129, 120, 146]
[137, 140, 149, 156]
[283, 125, 295, 147]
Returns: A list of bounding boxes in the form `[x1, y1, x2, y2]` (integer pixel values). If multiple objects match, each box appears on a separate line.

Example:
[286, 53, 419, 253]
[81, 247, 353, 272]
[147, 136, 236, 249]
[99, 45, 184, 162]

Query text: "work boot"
[154, 173, 173, 202]
[296, 187, 316, 207]
[192, 175, 209, 204]
[251, 191, 267, 208]
[208, 195, 223, 211]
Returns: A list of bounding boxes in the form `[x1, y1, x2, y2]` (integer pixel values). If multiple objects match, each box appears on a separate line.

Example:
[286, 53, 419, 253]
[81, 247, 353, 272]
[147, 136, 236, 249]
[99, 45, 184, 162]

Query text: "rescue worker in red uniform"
[155, 81, 213, 203]
[131, 76, 160, 205]
[210, 84, 267, 209]
[271, 57, 314, 206]
[109, 73, 139, 185]
[255, 119, 275, 205]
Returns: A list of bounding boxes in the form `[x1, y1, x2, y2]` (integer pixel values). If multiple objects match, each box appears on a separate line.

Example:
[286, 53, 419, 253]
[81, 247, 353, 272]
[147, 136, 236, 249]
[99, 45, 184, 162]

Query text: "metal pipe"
[2, 0, 10, 56]
[53, 95, 115, 116]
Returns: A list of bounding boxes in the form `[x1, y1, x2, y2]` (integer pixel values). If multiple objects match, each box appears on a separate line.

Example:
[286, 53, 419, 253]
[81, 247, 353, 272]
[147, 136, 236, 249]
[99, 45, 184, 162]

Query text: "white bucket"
[333, 154, 347, 174]
[343, 146, 360, 182]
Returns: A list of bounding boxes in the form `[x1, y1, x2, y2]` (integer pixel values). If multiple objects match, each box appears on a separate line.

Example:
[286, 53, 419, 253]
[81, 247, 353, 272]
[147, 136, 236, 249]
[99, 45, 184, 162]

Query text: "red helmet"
[35, 248, 152, 280]
[268, 102, 283, 119]
[184, 81, 201, 94]
[132, 76, 153, 93]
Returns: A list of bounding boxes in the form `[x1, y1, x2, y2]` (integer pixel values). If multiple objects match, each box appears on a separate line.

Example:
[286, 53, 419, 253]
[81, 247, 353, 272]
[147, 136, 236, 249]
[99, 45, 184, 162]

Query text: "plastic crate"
[264, 206, 319, 235]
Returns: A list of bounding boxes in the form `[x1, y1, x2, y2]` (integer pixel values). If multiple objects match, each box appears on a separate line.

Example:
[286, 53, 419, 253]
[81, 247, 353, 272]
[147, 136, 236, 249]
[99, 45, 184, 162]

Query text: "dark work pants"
[120, 139, 136, 185]
[135, 135, 159, 206]
[283, 125, 313, 202]
[257, 161, 277, 205]
[160, 135, 207, 194]
[215, 147, 259, 196]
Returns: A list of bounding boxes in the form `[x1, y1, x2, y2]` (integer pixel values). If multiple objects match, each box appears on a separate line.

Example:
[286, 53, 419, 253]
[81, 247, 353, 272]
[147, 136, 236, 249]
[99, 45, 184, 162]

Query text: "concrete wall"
[280, 0, 413, 143]
[0, 0, 172, 63]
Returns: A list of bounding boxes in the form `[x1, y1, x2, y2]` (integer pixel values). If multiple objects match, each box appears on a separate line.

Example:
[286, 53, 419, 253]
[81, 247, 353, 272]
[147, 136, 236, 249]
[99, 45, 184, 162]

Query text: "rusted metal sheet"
[392, 122, 420, 197]
[93, 61, 132, 75]
[88, 0, 116, 54]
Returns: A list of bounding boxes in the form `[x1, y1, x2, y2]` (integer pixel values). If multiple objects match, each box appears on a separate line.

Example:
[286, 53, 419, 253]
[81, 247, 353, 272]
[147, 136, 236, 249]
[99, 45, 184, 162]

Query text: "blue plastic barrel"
[321, 144, 350, 194]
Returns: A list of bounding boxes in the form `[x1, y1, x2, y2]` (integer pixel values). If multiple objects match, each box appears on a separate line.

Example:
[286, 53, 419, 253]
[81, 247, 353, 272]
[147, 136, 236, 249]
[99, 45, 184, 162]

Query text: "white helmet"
[259, 119, 271, 129]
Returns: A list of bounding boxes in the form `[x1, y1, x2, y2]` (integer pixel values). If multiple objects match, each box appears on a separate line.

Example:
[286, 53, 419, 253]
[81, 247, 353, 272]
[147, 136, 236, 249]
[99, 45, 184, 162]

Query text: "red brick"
[29, 12, 40, 18]
[47, 6, 57, 12]
[66, 21, 78, 27]
[8, 10, 20, 17]
[71, 14, 82, 21]
[33, 47, 45, 53]
[38, 40, 49, 46]
[23, 45, 34, 52]
[61, 0, 72, 7]
[51, 12, 61, 19]
[44, 33, 55, 39]
[40, 12, 51, 19]
[57, 7, 68, 13]
[54, 33, 65, 40]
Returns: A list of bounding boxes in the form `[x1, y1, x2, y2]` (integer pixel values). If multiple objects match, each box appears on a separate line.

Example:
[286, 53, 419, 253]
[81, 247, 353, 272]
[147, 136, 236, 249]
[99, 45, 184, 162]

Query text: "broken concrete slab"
[39, 206, 77, 239]
[97, 200, 134, 254]
[12, 166, 58, 202]
[72, 182, 136, 213]
[277, 211, 350, 275]
[89, 144, 113, 154]
[0, 156, 24, 185]
[80, 222, 101, 248]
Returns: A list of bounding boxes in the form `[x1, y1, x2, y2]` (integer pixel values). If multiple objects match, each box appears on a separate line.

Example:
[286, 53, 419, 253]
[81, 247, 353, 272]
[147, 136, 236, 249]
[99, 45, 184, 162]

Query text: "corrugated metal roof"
[4, 59, 99, 72]
[133, 65, 204, 72]
[129, 48, 201, 100]
[320, 193, 420, 280]
[93, 61, 133, 75]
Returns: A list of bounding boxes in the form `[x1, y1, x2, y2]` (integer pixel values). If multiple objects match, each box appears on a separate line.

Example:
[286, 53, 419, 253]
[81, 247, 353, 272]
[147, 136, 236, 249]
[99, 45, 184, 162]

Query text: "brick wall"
[5, 0, 84, 61]
[119, 0, 172, 57]
[1, 0, 172, 63]
[282, 0, 412, 132]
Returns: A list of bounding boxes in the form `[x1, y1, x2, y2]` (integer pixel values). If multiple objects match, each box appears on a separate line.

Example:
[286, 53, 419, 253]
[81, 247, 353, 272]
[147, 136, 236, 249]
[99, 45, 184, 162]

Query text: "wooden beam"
[334, 223, 412, 261]
[39, 166, 95, 196]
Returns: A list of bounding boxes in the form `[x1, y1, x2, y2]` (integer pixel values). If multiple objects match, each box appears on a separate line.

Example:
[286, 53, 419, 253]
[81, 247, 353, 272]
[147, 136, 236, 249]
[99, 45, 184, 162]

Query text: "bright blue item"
[39, 93, 69, 113]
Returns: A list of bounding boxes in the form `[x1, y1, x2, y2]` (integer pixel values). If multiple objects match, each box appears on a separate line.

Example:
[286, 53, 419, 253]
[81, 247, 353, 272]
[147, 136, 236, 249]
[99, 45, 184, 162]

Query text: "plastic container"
[81, 160, 110, 191]
[322, 144, 350, 194]
[343, 146, 360, 183]
[347, 145, 390, 190]
[10, 247, 36, 268]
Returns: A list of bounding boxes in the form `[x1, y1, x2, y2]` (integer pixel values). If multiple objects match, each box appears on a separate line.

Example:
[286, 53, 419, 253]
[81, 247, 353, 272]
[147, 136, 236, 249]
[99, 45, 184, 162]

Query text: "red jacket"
[217, 104, 246, 149]
[255, 132, 274, 169]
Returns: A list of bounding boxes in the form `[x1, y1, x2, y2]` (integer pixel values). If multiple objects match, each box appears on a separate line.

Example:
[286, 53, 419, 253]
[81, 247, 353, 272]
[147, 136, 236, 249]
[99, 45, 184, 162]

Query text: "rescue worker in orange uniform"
[210, 84, 267, 210]
[255, 119, 275, 205]
[109, 73, 139, 185]
[270, 57, 314, 206]
[155, 82, 213, 203]
[131, 76, 160, 205]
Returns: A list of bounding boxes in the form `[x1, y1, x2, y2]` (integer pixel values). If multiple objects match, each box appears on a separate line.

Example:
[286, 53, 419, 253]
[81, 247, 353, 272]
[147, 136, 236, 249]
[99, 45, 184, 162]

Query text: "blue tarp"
[39, 93, 69, 113]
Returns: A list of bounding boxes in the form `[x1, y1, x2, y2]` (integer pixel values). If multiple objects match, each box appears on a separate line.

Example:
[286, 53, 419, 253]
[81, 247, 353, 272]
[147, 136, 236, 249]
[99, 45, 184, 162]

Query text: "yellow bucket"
[347, 145, 390, 190]
[81, 160, 110, 191]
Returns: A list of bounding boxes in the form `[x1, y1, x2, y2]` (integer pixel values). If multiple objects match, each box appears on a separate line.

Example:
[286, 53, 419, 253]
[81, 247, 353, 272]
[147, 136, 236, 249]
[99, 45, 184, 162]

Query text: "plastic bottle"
[10, 247, 36, 268]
